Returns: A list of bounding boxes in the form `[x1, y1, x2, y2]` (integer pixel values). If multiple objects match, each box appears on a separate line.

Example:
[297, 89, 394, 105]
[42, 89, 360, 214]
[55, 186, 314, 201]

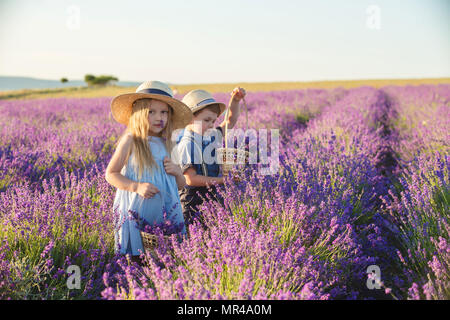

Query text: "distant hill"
[0, 76, 140, 91]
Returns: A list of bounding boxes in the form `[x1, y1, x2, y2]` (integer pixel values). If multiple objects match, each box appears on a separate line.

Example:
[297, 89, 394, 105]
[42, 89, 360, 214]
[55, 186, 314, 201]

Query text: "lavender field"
[0, 85, 448, 300]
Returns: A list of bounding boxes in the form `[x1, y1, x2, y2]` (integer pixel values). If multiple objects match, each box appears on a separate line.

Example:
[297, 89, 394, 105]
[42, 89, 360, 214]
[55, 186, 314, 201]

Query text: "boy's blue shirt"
[175, 126, 223, 178]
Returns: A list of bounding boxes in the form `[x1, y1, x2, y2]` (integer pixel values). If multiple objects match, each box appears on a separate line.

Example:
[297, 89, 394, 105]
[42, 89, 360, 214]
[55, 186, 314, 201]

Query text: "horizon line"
[1, 74, 450, 86]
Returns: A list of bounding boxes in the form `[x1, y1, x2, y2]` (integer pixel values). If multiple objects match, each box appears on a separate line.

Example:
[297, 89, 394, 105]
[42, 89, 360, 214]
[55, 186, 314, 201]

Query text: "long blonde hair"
[118, 98, 174, 180]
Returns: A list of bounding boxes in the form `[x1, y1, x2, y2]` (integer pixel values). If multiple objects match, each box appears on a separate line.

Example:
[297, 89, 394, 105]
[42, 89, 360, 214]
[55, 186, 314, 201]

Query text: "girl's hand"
[164, 157, 182, 177]
[231, 87, 246, 101]
[136, 182, 159, 199]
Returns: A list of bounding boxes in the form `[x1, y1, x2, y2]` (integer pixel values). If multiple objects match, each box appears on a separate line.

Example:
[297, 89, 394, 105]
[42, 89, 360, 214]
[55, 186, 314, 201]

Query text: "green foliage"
[84, 74, 95, 83]
[295, 112, 310, 125]
[84, 74, 118, 86]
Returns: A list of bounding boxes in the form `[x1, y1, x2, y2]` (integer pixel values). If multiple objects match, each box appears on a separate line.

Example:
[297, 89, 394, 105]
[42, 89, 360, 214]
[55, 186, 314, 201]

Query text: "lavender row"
[0, 89, 339, 299]
[379, 85, 449, 299]
[102, 87, 405, 299]
[1, 85, 446, 299]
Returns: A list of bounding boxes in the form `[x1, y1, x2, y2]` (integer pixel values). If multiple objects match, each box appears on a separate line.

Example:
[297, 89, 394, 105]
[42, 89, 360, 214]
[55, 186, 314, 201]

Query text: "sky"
[0, 0, 449, 84]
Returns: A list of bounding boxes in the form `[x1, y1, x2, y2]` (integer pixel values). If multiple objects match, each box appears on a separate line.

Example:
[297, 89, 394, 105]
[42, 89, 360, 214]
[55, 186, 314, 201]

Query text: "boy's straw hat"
[111, 81, 193, 129]
[182, 90, 226, 116]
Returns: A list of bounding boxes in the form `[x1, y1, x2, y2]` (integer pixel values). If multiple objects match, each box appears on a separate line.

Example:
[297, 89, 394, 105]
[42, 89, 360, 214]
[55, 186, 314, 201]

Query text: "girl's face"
[148, 100, 169, 135]
[192, 108, 218, 135]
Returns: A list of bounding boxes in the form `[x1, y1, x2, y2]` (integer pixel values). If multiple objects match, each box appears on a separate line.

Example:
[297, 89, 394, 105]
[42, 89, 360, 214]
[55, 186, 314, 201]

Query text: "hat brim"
[110, 93, 193, 129]
[191, 102, 227, 117]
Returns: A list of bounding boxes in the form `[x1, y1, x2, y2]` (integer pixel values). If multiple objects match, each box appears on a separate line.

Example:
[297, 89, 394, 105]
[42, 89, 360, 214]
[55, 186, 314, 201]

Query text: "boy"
[175, 87, 246, 226]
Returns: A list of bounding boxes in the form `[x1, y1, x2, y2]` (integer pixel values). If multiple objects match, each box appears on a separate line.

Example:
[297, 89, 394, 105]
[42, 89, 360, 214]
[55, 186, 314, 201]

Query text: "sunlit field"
[1, 78, 449, 100]
[0, 80, 448, 300]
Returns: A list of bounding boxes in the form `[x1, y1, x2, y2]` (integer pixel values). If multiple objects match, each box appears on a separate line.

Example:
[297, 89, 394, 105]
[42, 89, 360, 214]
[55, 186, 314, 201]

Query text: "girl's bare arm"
[105, 134, 139, 192]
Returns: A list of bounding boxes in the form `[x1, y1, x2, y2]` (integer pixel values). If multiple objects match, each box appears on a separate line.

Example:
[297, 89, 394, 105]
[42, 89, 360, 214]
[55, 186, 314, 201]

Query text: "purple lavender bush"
[380, 85, 449, 299]
[0, 85, 448, 300]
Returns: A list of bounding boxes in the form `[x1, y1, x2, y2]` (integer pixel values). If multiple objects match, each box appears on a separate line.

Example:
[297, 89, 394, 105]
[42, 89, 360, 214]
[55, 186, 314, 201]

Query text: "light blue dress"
[112, 136, 186, 256]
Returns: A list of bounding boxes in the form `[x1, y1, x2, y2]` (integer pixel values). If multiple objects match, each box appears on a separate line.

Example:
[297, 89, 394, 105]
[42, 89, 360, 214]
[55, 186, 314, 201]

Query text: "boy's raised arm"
[219, 87, 246, 131]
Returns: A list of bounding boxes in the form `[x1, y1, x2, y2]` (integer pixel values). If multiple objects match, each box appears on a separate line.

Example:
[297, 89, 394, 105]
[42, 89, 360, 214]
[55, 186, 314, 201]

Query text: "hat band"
[137, 88, 172, 97]
[196, 98, 216, 107]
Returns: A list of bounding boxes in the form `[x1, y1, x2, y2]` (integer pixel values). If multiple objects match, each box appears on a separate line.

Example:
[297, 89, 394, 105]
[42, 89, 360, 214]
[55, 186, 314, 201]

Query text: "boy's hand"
[164, 156, 183, 177]
[136, 182, 159, 199]
[231, 87, 246, 102]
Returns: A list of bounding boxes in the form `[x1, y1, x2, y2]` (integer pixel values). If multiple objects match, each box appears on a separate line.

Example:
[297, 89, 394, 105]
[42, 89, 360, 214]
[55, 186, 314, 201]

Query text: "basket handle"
[224, 96, 248, 150]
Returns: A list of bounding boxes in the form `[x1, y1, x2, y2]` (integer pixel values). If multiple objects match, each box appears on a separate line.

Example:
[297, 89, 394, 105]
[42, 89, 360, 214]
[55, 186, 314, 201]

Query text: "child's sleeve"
[176, 139, 202, 174]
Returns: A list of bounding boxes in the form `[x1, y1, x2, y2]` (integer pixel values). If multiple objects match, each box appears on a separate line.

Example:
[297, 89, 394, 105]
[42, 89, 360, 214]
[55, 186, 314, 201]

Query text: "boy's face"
[192, 108, 218, 135]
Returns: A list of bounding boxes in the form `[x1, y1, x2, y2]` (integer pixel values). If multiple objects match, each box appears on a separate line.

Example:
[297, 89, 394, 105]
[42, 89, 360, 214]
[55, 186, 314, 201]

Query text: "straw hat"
[182, 90, 226, 116]
[110, 81, 193, 129]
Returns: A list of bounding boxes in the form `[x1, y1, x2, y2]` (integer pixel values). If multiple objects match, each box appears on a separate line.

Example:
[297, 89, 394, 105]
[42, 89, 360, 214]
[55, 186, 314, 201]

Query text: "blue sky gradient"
[0, 0, 448, 83]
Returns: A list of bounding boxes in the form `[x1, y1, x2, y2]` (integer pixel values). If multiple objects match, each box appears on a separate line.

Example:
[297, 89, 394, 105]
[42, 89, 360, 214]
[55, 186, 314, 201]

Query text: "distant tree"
[60, 77, 68, 83]
[93, 75, 118, 86]
[84, 74, 118, 86]
[84, 74, 96, 85]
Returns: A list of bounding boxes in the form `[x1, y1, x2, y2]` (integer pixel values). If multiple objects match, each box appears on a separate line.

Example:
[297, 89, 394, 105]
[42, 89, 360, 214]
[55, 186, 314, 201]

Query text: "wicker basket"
[218, 97, 252, 177]
[140, 230, 170, 252]
[217, 147, 250, 176]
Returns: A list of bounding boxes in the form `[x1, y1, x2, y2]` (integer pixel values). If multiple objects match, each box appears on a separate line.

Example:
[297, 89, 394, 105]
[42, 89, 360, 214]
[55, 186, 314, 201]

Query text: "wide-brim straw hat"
[182, 89, 226, 116]
[111, 81, 193, 129]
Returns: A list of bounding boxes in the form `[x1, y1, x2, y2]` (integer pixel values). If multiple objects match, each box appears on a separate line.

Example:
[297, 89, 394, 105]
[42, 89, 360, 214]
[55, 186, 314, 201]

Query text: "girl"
[105, 80, 192, 259]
